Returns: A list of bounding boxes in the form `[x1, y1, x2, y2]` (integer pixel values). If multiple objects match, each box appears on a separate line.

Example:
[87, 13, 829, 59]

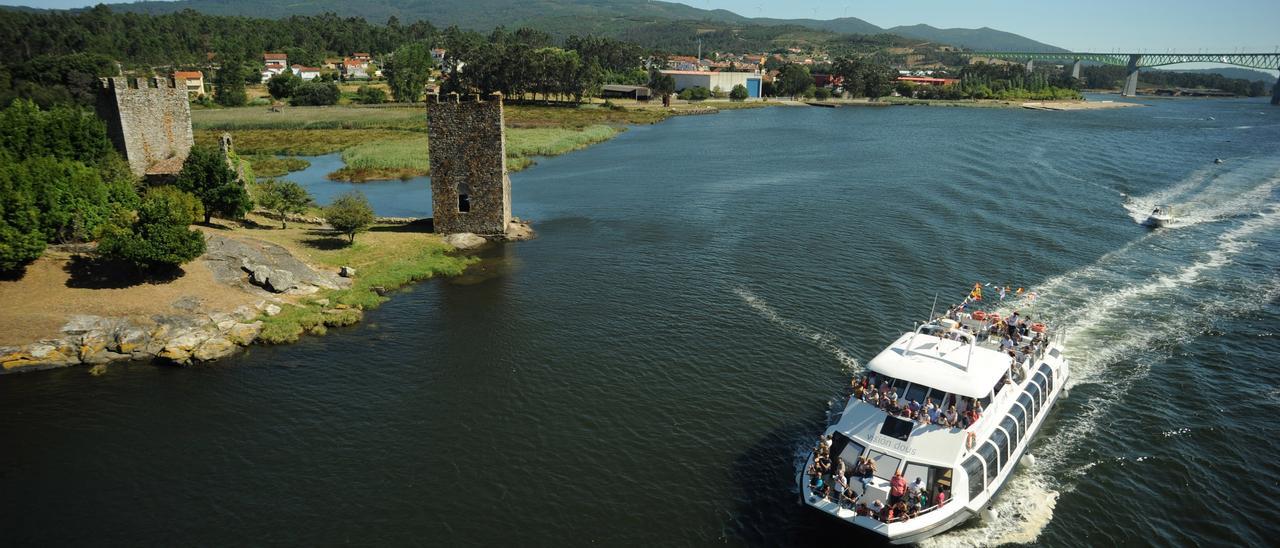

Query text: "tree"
[97, 187, 206, 271]
[254, 179, 312, 229]
[175, 146, 251, 224]
[325, 191, 374, 243]
[729, 84, 749, 102]
[355, 84, 387, 104]
[214, 59, 247, 107]
[290, 81, 340, 106]
[648, 70, 675, 102]
[266, 71, 301, 99]
[814, 87, 832, 100]
[776, 64, 813, 98]
[677, 86, 710, 101]
[384, 42, 433, 102]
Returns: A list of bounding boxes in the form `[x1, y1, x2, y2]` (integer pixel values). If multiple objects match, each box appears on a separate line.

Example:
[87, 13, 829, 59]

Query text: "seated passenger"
[855, 503, 872, 517]
[871, 500, 886, 521]
[893, 500, 910, 521]
[945, 405, 959, 427]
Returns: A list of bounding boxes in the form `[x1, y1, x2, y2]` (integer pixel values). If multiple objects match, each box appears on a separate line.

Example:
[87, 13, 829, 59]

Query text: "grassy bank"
[193, 101, 770, 182]
[227, 215, 474, 343]
[246, 155, 311, 177]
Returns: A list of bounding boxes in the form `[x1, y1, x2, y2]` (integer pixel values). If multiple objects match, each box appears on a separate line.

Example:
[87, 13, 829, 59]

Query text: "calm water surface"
[3, 96, 1279, 547]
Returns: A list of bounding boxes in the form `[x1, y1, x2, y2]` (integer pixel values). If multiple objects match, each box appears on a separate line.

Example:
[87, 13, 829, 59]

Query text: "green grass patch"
[325, 125, 620, 181]
[246, 155, 311, 178]
[192, 105, 426, 131]
[196, 128, 416, 156]
[249, 224, 475, 344]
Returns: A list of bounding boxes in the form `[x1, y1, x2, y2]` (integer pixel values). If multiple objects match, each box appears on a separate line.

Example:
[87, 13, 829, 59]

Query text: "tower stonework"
[95, 76, 194, 177]
[427, 93, 511, 236]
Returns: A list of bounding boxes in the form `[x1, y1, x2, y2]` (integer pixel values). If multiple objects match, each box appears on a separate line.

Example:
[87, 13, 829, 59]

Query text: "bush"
[291, 81, 341, 106]
[267, 71, 302, 99]
[729, 84, 749, 101]
[175, 146, 251, 223]
[677, 86, 711, 101]
[254, 178, 312, 228]
[97, 187, 206, 270]
[894, 82, 914, 98]
[325, 191, 375, 243]
[814, 87, 832, 100]
[355, 85, 387, 105]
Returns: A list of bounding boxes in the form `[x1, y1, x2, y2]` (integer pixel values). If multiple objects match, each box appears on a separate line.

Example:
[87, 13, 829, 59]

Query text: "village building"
[291, 65, 321, 81]
[660, 70, 763, 98]
[342, 58, 370, 79]
[173, 70, 205, 97]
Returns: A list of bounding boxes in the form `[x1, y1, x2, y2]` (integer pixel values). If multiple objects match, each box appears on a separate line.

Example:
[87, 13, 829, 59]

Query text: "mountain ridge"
[96, 0, 1067, 52]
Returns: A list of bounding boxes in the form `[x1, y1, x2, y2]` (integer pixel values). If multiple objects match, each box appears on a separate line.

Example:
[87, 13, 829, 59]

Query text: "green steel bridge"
[967, 52, 1280, 103]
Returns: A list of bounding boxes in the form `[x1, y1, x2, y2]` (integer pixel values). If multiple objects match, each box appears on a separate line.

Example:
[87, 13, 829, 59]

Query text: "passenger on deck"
[833, 465, 850, 503]
[889, 471, 907, 504]
[857, 457, 876, 488]
[908, 477, 925, 502]
[871, 500, 886, 520]
[855, 503, 872, 517]
[928, 401, 941, 424]
[1000, 336, 1014, 353]
[935, 485, 949, 507]
[944, 405, 959, 427]
[905, 497, 920, 519]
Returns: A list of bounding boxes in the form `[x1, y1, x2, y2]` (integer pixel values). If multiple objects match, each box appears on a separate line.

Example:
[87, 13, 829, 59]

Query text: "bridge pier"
[1025, 59, 1034, 73]
[1071, 59, 1082, 79]
[1122, 54, 1141, 97]
[1272, 73, 1280, 105]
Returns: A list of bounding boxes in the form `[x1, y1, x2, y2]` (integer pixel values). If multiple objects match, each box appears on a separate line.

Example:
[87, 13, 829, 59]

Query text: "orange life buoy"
[971, 310, 987, 321]
[989, 313, 1002, 323]
[1031, 322, 1047, 333]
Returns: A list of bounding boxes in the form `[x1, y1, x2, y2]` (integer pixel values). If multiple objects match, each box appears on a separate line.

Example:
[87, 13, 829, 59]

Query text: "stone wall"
[96, 76, 194, 177]
[427, 93, 510, 235]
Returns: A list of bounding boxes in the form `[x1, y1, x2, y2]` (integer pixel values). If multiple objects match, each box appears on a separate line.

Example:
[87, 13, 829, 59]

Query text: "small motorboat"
[1213, 158, 1224, 164]
[1144, 205, 1173, 228]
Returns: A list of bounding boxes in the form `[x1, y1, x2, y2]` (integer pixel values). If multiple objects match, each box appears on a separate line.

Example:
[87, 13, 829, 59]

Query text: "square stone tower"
[427, 93, 511, 235]
[95, 76, 194, 178]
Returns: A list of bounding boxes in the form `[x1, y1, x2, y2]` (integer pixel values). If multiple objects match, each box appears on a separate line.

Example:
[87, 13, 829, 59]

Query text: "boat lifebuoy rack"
[971, 310, 987, 321]
[1031, 322, 1047, 333]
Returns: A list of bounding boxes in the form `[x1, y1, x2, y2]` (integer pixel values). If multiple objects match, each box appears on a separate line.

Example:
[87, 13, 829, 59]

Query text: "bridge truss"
[969, 52, 1280, 71]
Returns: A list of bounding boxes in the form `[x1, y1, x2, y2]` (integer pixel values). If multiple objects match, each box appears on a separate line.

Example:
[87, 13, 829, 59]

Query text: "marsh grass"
[246, 155, 311, 177]
[326, 125, 620, 181]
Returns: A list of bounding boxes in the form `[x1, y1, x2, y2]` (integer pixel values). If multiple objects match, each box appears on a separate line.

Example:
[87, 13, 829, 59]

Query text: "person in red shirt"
[889, 470, 907, 504]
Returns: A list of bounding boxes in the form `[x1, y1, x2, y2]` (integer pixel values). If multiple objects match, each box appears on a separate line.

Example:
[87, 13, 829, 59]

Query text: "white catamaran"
[798, 302, 1069, 544]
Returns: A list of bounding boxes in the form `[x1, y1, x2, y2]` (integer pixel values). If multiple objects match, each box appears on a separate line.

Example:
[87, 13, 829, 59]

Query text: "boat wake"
[733, 286, 860, 373]
[923, 206, 1279, 547]
[1122, 156, 1280, 227]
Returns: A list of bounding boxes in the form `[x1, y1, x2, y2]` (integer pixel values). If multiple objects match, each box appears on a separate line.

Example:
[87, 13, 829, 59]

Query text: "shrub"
[677, 86, 711, 101]
[175, 146, 251, 223]
[814, 87, 832, 100]
[267, 71, 302, 99]
[729, 84, 749, 102]
[97, 187, 206, 270]
[254, 178, 312, 228]
[325, 191, 375, 243]
[291, 81, 341, 106]
[355, 85, 387, 104]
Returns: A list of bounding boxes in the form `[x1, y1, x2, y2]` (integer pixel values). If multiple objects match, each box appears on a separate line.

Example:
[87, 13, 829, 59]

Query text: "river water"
[3, 97, 1278, 546]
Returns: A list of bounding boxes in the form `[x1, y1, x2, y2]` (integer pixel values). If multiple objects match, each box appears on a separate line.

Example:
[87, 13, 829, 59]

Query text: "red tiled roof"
[174, 71, 203, 80]
[264, 53, 287, 60]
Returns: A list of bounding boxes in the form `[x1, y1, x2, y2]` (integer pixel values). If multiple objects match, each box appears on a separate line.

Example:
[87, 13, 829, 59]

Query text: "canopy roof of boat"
[865, 331, 1010, 398]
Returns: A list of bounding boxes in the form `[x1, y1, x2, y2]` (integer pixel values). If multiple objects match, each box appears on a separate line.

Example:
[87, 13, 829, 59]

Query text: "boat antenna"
[928, 292, 939, 321]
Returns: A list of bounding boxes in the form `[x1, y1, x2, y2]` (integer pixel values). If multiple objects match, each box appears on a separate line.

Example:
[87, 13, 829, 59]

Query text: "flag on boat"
[969, 283, 983, 301]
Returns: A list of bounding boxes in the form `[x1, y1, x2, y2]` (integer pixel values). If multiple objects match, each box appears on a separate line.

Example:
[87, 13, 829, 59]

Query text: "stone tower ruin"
[96, 76, 194, 178]
[427, 93, 511, 235]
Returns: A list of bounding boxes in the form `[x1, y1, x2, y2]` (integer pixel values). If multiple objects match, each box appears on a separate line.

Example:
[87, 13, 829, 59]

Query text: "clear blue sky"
[10, 0, 1280, 52]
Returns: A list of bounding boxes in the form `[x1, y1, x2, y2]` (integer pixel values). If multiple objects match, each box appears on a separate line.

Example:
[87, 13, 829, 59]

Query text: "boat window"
[1031, 371, 1047, 395]
[904, 462, 953, 499]
[880, 415, 914, 441]
[868, 450, 901, 481]
[890, 377, 908, 394]
[1010, 400, 1028, 432]
[1027, 381, 1043, 409]
[991, 426, 1010, 466]
[836, 437, 865, 467]
[1001, 416, 1021, 449]
[963, 456, 984, 500]
[1038, 364, 1054, 393]
[1049, 347, 1060, 359]
[977, 442, 999, 484]
[992, 378, 1006, 397]
[1019, 391, 1038, 419]
[904, 383, 929, 406]
[979, 392, 992, 410]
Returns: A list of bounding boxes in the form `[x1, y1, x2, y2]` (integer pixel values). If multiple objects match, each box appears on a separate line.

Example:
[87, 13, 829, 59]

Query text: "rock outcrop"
[444, 232, 487, 250]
